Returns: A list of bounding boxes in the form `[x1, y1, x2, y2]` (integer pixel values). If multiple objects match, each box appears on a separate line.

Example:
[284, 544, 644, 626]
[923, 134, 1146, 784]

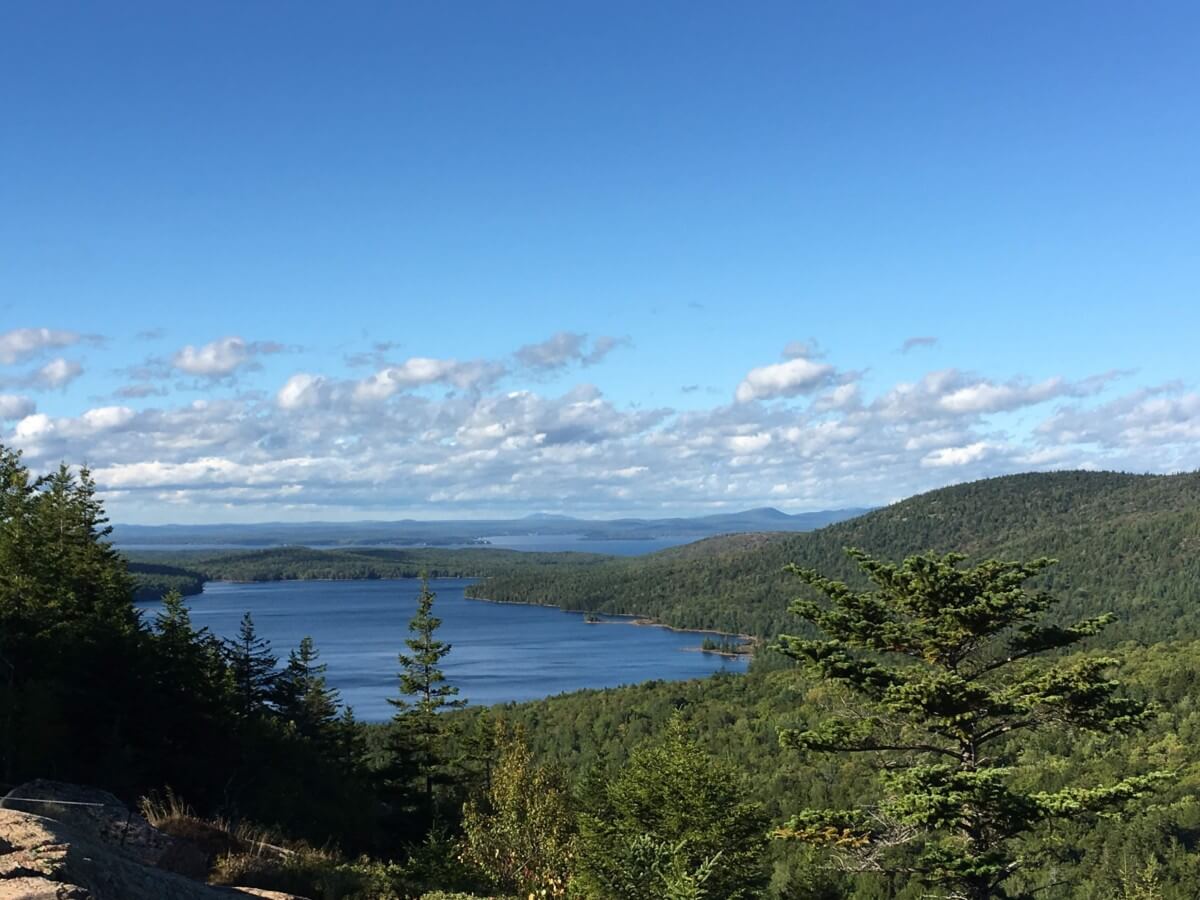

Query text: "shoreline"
[467, 591, 760, 656]
[171, 576, 760, 658]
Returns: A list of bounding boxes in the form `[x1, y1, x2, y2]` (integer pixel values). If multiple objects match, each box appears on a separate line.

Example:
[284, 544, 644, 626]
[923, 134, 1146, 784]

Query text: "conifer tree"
[275, 635, 341, 741]
[776, 549, 1171, 900]
[388, 577, 466, 813]
[576, 715, 768, 900]
[223, 612, 278, 718]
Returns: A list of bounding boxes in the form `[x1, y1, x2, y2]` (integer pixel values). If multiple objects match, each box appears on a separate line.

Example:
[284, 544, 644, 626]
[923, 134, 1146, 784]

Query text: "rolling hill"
[469, 470, 1200, 642]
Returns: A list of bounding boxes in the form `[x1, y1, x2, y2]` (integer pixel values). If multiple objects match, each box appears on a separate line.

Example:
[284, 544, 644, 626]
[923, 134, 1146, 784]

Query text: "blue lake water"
[135, 578, 747, 721]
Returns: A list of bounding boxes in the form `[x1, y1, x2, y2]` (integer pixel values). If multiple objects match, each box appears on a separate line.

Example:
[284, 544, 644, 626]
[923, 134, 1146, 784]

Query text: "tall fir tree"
[223, 612, 279, 718]
[388, 577, 466, 816]
[776, 549, 1171, 900]
[275, 635, 341, 742]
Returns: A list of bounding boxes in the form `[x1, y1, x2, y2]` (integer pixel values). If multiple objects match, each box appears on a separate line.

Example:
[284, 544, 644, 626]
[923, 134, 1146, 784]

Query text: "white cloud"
[14, 413, 54, 441]
[353, 357, 504, 403]
[0, 395, 35, 420]
[82, 406, 136, 431]
[2, 333, 1194, 522]
[34, 357, 84, 390]
[277, 373, 329, 410]
[728, 432, 773, 454]
[922, 442, 990, 467]
[736, 356, 835, 403]
[0, 328, 81, 365]
[172, 336, 284, 378]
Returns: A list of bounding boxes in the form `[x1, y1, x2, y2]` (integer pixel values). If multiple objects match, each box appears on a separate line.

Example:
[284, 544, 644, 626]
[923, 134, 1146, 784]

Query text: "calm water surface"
[136, 578, 747, 721]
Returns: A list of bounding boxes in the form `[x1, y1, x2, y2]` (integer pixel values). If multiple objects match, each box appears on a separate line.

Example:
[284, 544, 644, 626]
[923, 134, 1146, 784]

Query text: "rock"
[0, 808, 306, 900]
[0, 876, 92, 899]
[0, 782, 173, 870]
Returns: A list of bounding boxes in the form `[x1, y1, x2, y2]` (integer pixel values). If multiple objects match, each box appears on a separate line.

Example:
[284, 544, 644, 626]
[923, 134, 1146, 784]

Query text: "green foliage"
[575, 715, 769, 900]
[275, 636, 344, 744]
[223, 612, 280, 718]
[387, 578, 468, 822]
[776, 550, 1170, 900]
[460, 724, 576, 897]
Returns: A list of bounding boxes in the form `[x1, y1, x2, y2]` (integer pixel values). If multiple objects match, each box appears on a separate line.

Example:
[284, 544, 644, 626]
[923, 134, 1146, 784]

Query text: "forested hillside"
[471, 471, 1200, 641]
[6, 446, 1198, 899]
[126, 546, 615, 599]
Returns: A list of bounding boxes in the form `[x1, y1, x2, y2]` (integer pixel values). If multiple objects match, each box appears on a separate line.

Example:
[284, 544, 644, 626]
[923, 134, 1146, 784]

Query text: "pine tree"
[776, 549, 1171, 900]
[223, 612, 278, 718]
[388, 577, 466, 814]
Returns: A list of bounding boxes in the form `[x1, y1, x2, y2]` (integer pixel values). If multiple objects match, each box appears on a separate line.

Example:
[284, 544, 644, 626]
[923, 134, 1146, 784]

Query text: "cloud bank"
[3, 329, 1198, 522]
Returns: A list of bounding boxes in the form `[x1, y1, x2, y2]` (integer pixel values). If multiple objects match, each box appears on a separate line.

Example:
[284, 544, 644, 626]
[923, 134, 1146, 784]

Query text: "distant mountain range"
[112, 506, 872, 548]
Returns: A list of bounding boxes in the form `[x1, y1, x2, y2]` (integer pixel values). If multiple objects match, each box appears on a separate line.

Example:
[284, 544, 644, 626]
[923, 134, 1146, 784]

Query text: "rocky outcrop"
[0, 783, 307, 900]
[1, 781, 177, 870]
[0, 808, 216, 899]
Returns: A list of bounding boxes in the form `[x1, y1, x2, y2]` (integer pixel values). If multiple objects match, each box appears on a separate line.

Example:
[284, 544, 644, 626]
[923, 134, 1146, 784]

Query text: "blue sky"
[2, 3, 1198, 523]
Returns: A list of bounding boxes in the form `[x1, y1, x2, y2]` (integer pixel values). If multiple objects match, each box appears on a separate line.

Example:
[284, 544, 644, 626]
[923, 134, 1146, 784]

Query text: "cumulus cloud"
[874, 369, 1121, 420]
[0, 394, 35, 420]
[353, 357, 505, 403]
[4, 333, 1197, 522]
[922, 441, 991, 467]
[735, 355, 836, 403]
[515, 332, 628, 371]
[33, 358, 84, 390]
[277, 373, 330, 410]
[0, 328, 83, 365]
[172, 336, 285, 378]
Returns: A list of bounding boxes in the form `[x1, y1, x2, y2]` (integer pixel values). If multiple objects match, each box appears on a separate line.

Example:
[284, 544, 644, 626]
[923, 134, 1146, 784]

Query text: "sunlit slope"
[470, 471, 1200, 641]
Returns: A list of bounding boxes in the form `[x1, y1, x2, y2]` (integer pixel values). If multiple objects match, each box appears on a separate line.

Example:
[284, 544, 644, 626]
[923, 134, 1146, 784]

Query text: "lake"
[136, 578, 748, 721]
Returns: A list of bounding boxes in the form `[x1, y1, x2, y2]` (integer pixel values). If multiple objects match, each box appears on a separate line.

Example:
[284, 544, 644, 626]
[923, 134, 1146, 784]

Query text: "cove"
[136, 577, 748, 721]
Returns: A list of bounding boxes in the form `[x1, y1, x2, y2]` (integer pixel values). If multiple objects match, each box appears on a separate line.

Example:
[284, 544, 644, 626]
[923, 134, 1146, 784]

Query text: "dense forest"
[5, 444, 1200, 898]
[471, 471, 1200, 642]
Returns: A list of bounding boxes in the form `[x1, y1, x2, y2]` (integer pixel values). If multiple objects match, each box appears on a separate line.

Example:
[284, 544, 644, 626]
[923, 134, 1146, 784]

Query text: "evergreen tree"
[575, 715, 769, 900]
[776, 549, 1171, 900]
[388, 577, 466, 815]
[223, 612, 278, 718]
[275, 635, 341, 741]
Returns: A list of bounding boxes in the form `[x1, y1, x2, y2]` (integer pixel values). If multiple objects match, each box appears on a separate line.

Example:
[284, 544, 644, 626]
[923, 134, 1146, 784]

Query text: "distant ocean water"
[135, 577, 747, 720]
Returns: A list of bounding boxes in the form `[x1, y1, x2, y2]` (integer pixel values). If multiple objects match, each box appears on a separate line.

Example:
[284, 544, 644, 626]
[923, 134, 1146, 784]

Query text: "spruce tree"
[776, 549, 1170, 900]
[388, 577, 466, 814]
[275, 635, 341, 741]
[223, 612, 278, 718]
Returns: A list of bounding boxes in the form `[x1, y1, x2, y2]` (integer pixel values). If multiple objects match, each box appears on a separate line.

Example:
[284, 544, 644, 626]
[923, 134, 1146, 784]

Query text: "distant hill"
[470, 471, 1200, 643]
[111, 506, 869, 548]
[124, 545, 616, 600]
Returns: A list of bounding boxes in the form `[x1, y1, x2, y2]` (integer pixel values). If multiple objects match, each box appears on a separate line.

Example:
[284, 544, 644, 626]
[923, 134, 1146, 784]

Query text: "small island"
[699, 636, 754, 658]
